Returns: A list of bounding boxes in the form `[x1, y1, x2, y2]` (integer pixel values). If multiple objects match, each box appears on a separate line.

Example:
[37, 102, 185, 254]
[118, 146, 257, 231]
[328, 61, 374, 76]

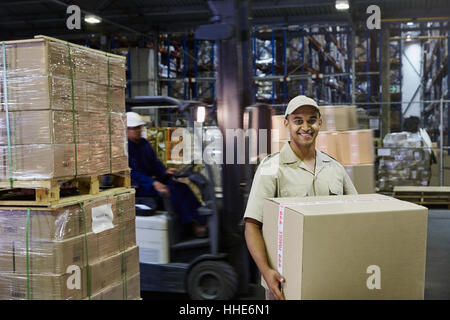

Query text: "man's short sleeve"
[342, 166, 358, 195]
[243, 156, 278, 223]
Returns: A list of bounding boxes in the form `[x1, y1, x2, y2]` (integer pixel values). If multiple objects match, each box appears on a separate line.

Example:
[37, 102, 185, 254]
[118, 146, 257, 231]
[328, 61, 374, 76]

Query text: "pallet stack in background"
[0, 36, 140, 300]
[271, 105, 376, 194]
[377, 132, 432, 191]
[0, 36, 128, 179]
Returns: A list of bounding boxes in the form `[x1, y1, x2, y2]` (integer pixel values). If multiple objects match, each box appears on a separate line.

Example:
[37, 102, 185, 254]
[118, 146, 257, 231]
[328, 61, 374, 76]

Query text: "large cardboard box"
[319, 105, 358, 131]
[262, 194, 428, 299]
[344, 164, 375, 194]
[338, 129, 375, 165]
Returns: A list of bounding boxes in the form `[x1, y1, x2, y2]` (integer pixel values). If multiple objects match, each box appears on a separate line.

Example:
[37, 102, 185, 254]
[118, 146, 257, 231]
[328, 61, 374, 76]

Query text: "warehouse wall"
[401, 42, 422, 118]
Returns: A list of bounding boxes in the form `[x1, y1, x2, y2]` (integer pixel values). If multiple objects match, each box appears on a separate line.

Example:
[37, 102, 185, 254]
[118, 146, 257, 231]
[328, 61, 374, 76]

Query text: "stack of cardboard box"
[0, 36, 128, 180]
[0, 37, 140, 300]
[0, 189, 140, 300]
[271, 105, 375, 194]
[377, 132, 431, 191]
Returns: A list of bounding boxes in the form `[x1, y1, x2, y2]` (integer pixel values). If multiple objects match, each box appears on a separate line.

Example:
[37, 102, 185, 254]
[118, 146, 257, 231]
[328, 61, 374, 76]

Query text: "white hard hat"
[126, 112, 146, 127]
[284, 95, 321, 118]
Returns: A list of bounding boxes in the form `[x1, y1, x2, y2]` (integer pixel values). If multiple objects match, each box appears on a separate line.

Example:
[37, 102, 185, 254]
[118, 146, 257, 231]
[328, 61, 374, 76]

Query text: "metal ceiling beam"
[251, 13, 351, 26]
[253, 0, 334, 10]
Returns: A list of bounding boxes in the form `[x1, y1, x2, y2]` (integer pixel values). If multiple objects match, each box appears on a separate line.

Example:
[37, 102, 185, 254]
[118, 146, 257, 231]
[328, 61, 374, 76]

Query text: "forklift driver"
[243, 96, 357, 300]
[127, 112, 208, 238]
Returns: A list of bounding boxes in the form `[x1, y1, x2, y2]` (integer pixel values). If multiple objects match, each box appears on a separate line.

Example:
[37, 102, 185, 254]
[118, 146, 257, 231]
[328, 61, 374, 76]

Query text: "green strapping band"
[25, 208, 31, 300]
[78, 201, 91, 300]
[107, 57, 113, 174]
[2, 41, 14, 189]
[67, 43, 78, 177]
[116, 195, 128, 300]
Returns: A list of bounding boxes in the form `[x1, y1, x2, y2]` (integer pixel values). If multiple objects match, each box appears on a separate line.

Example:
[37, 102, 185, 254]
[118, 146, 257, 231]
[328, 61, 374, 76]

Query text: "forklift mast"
[196, 0, 257, 295]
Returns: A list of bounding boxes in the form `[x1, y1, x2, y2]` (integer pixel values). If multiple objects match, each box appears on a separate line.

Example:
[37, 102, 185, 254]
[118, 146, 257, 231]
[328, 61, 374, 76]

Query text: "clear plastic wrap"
[0, 188, 140, 300]
[0, 37, 128, 181]
[377, 131, 432, 191]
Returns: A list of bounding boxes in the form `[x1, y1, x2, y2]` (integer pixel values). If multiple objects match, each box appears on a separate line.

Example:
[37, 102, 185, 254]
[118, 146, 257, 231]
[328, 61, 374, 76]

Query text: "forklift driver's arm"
[244, 218, 285, 300]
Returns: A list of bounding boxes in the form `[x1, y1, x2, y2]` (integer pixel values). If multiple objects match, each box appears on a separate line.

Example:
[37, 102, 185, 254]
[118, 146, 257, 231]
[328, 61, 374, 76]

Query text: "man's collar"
[279, 142, 300, 164]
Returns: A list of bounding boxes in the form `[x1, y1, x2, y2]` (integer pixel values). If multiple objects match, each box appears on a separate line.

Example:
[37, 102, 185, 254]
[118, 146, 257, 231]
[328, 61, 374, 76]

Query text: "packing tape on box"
[116, 194, 128, 300]
[78, 201, 91, 299]
[25, 208, 31, 300]
[276, 198, 396, 275]
[107, 57, 113, 174]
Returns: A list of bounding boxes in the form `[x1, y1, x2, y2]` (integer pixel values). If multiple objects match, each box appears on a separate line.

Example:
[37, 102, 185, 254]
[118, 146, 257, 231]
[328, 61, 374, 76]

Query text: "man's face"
[127, 125, 143, 143]
[284, 105, 322, 148]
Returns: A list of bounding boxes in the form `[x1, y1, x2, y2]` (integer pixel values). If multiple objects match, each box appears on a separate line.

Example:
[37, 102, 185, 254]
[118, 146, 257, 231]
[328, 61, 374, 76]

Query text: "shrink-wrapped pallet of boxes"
[0, 36, 140, 300]
[0, 36, 128, 182]
[0, 189, 140, 300]
[377, 132, 432, 191]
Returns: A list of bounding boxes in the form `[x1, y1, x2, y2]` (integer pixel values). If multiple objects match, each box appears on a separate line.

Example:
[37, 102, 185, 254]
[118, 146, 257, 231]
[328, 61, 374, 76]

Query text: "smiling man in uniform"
[243, 95, 357, 300]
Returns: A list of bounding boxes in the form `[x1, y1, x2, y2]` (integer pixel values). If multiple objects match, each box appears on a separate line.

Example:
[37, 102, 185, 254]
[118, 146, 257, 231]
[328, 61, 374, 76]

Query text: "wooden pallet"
[0, 170, 131, 207]
[393, 186, 450, 208]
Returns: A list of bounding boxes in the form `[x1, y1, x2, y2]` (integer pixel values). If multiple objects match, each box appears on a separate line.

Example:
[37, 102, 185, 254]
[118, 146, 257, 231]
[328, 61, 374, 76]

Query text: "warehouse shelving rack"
[124, 20, 448, 144]
[156, 33, 216, 103]
[421, 22, 449, 146]
[251, 25, 352, 113]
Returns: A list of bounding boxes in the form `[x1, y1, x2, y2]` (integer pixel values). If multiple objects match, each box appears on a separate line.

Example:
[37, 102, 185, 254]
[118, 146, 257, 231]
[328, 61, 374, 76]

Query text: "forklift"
[127, 96, 239, 300]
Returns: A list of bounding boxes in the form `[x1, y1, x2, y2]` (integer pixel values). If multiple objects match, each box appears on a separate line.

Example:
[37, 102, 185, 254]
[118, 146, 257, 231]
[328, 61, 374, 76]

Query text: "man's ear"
[318, 117, 322, 127]
[283, 117, 289, 127]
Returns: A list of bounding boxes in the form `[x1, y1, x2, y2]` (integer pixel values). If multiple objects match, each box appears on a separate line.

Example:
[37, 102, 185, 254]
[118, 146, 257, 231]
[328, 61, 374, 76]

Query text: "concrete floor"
[424, 209, 450, 300]
[141, 208, 450, 300]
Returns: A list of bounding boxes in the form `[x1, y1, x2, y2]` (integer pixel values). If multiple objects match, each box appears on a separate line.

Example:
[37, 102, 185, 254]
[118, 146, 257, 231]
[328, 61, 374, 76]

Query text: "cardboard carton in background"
[319, 105, 358, 131]
[345, 164, 375, 194]
[262, 194, 428, 300]
[89, 272, 141, 300]
[338, 129, 375, 165]
[0, 245, 139, 300]
[316, 131, 339, 160]
[271, 115, 289, 141]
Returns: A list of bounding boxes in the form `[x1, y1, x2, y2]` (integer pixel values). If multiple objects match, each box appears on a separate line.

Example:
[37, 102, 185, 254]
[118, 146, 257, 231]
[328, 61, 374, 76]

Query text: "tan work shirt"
[244, 142, 358, 223]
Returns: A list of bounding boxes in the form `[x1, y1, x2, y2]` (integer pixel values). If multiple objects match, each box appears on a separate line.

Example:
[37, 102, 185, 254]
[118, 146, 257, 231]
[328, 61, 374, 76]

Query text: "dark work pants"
[136, 179, 205, 226]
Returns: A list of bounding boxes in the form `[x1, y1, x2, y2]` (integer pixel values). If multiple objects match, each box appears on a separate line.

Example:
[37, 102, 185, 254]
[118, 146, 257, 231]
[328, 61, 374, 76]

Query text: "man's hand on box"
[263, 269, 285, 300]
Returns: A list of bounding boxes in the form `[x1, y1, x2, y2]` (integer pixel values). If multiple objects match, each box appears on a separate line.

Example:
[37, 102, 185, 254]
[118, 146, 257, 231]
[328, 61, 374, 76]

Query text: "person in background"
[127, 112, 207, 238]
[243, 95, 357, 300]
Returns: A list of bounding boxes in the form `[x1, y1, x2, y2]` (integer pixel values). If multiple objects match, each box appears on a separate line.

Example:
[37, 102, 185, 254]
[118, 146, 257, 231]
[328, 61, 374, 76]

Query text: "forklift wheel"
[187, 260, 238, 300]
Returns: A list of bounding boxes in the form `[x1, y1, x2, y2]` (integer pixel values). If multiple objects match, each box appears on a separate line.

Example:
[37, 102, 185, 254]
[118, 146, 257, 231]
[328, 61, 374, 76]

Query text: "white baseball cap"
[284, 95, 321, 118]
[126, 112, 146, 128]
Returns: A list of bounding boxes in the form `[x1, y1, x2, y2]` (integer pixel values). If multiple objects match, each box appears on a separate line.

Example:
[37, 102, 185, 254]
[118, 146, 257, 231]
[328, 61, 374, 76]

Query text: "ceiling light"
[335, 0, 350, 10]
[407, 22, 414, 26]
[85, 15, 102, 24]
[406, 34, 413, 41]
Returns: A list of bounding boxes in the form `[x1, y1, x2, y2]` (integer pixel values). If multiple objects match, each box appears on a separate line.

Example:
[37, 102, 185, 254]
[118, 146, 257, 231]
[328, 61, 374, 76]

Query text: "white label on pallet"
[91, 204, 114, 234]
[378, 148, 391, 156]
